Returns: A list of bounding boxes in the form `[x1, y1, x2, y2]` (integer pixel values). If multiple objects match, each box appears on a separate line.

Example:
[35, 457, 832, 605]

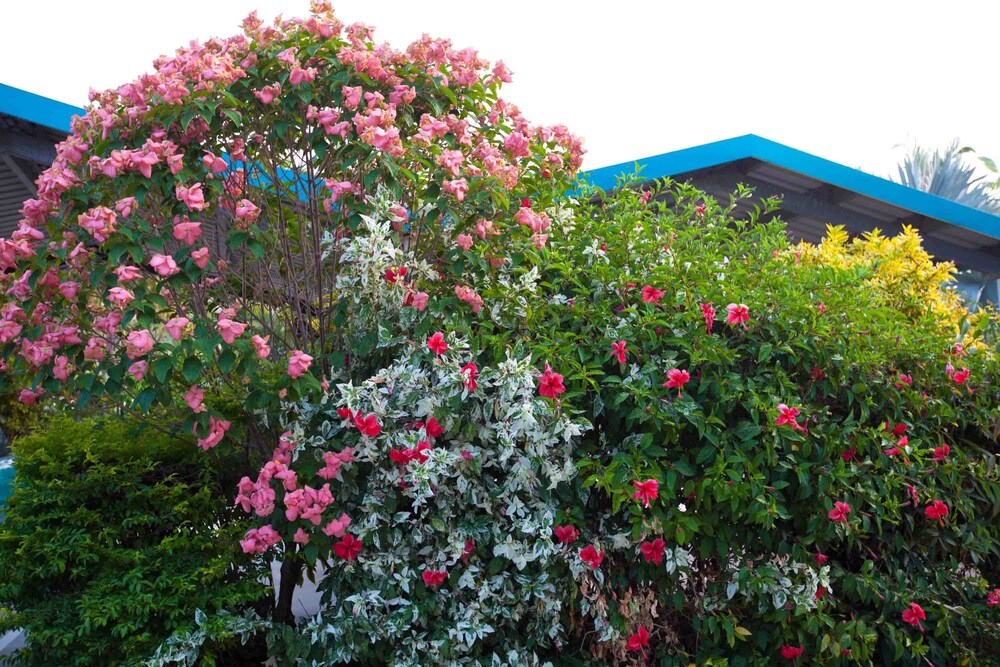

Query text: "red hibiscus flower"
[422, 569, 448, 589]
[610, 340, 627, 364]
[775, 404, 803, 430]
[901, 602, 926, 632]
[353, 413, 382, 438]
[384, 265, 407, 284]
[932, 443, 950, 461]
[726, 303, 749, 326]
[953, 368, 970, 384]
[664, 368, 690, 398]
[640, 538, 665, 564]
[632, 479, 659, 508]
[780, 644, 804, 661]
[885, 420, 907, 436]
[828, 501, 851, 523]
[924, 499, 949, 523]
[427, 332, 448, 355]
[390, 441, 432, 466]
[641, 285, 664, 304]
[538, 363, 566, 399]
[461, 362, 478, 391]
[579, 544, 603, 569]
[988, 589, 1000, 606]
[626, 626, 650, 652]
[424, 417, 444, 439]
[700, 302, 716, 334]
[553, 524, 579, 545]
[333, 534, 363, 561]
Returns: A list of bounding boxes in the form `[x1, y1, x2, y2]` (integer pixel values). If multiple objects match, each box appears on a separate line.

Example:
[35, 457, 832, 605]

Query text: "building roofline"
[0, 83, 84, 134]
[1, 86, 997, 244]
[583, 134, 1000, 241]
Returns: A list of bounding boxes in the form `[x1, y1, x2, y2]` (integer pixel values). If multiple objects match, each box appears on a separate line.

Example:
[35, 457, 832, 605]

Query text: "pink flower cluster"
[195, 416, 231, 450]
[284, 483, 335, 524]
[240, 525, 282, 554]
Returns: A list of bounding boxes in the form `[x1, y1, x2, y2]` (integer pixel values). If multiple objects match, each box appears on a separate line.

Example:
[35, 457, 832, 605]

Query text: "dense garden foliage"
[0, 417, 264, 665]
[0, 3, 997, 665]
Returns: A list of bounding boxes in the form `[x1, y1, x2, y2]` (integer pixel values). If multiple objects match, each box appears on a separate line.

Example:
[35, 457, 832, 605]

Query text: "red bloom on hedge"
[354, 413, 382, 438]
[632, 479, 659, 508]
[902, 602, 926, 632]
[626, 626, 650, 652]
[390, 441, 432, 466]
[700, 302, 716, 334]
[384, 265, 407, 284]
[641, 285, 664, 304]
[610, 340, 627, 364]
[988, 589, 1000, 606]
[579, 544, 603, 569]
[333, 534, 362, 561]
[424, 416, 444, 439]
[775, 404, 802, 430]
[640, 538, 665, 564]
[554, 524, 579, 545]
[932, 444, 951, 461]
[953, 368, 970, 384]
[664, 368, 690, 397]
[814, 552, 829, 566]
[780, 645, 804, 661]
[427, 332, 448, 355]
[538, 363, 566, 399]
[828, 501, 851, 523]
[925, 500, 949, 522]
[461, 362, 478, 391]
[885, 420, 907, 436]
[840, 445, 857, 462]
[422, 569, 447, 588]
[726, 303, 749, 326]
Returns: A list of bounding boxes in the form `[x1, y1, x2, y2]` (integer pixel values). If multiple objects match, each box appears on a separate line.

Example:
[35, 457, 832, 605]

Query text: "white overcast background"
[2, 0, 998, 177]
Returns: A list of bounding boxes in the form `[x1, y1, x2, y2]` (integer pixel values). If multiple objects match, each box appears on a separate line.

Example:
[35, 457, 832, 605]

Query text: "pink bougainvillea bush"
[2, 2, 1000, 666]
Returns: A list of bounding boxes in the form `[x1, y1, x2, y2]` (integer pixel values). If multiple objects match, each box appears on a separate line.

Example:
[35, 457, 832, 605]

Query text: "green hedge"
[0, 417, 266, 666]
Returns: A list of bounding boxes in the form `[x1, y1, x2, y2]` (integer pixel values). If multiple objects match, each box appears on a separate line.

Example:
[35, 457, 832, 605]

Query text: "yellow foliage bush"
[796, 224, 991, 343]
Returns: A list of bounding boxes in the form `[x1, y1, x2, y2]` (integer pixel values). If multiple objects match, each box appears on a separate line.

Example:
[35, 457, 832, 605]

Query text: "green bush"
[0, 417, 267, 666]
[517, 179, 1000, 665]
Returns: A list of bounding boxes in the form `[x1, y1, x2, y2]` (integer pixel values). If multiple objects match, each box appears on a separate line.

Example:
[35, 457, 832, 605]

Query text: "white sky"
[2, 0, 998, 178]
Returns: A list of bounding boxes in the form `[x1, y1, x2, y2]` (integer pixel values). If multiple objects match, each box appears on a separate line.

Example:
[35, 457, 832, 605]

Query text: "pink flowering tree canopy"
[0, 1, 581, 446]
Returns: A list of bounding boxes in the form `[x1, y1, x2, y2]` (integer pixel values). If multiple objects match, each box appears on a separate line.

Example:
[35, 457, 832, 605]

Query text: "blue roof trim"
[583, 134, 1000, 242]
[0, 83, 84, 134]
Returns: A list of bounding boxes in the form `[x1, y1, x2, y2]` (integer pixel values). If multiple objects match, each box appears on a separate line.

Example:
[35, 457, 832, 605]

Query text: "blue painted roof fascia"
[583, 135, 758, 192]
[583, 134, 1000, 242]
[0, 83, 84, 134]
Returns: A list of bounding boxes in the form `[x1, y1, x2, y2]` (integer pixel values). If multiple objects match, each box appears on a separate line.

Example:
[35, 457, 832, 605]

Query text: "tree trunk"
[273, 558, 301, 626]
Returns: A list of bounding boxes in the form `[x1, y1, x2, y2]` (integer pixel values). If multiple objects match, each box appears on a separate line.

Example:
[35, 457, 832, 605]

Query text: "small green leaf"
[182, 357, 203, 383]
[135, 388, 158, 412]
[152, 358, 171, 383]
[218, 350, 236, 374]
